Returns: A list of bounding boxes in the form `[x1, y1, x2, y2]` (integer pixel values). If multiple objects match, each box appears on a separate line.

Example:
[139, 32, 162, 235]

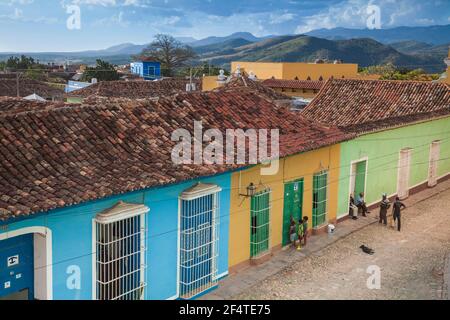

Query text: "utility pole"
[16, 72, 21, 97]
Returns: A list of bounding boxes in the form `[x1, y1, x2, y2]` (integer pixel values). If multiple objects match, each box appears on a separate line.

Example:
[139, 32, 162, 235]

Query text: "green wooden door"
[250, 190, 271, 257]
[354, 161, 367, 197]
[282, 179, 304, 246]
[313, 171, 328, 228]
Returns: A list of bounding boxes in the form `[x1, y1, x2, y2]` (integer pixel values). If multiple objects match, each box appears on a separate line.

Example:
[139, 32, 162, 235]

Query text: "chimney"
[234, 65, 242, 77]
[248, 71, 257, 80]
[216, 69, 227, 87]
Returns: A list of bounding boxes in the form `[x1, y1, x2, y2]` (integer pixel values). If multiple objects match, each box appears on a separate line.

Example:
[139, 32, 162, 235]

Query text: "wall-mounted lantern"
[240, 183, 257, 198]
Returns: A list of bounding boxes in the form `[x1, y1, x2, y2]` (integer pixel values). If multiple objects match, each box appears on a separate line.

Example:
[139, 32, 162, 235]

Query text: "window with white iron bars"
[179, 187, 220, 299]
[250, 189, 271, 258]
[313, 171, 328, 228]
[94, 206, 148, 300]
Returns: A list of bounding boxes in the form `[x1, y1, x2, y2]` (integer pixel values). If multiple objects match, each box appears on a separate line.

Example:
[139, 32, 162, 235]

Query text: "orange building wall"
[231, 61, 358, 81]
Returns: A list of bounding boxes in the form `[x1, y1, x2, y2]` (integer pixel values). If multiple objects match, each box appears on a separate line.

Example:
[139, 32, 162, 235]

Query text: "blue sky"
[0, 0, 449, 52]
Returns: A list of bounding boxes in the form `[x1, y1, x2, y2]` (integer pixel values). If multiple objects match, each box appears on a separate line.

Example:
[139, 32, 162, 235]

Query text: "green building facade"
[337, 116, 450, 218]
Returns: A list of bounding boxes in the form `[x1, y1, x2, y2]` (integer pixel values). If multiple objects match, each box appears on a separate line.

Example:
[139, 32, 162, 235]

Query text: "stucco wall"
[337, 117, 450, 218]
[230, 61, 358, 81]
[228, 144, 341, 268]
[0, 173, 231, 300]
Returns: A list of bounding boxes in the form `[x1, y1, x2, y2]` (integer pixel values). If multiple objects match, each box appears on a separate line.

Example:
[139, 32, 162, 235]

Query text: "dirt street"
[236, 188, 450, 300]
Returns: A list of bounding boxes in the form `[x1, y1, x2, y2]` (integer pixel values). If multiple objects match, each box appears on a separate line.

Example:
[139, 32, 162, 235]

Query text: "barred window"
[250, 189, 271, 258]
[313, 171, 328, 228]
[179, 183, 221, 299]
[94, 202, 148, 300]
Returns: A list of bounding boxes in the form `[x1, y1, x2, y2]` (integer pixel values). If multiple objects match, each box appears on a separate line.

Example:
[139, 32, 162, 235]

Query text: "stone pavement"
[444, 253, 450, 300]
[200, 179, 450, 300]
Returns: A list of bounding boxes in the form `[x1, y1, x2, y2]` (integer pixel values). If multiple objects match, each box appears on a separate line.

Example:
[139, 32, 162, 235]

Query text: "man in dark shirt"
[392, 197, 406, 232]
[379, 193, 390, 225]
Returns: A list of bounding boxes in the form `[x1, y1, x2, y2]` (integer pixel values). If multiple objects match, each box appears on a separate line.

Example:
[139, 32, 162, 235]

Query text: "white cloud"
[295, 0, 368, 34]
[270, 12, 296, 25]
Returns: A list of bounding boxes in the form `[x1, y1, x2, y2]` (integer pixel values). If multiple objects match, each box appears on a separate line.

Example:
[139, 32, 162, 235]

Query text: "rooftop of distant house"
[262, 79, 324, 91]
[0, 77, 64, 100]
[302, 79, 450, 134]
[214, 74, 292, 101]
[65, 78, 202, 99]
[0, 91, 351, 221]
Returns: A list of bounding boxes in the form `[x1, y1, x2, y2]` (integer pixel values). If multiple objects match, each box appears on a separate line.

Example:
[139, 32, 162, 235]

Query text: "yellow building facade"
[228, 144, 341, 271]
[231, 61, 358, 81]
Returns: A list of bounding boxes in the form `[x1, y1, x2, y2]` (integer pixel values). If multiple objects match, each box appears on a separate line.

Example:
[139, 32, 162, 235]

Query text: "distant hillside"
[389, 41, 433, 54]
[390, 40, 449, 57]
[188, 32, 275, 47]
[197, 35, 445, 73]
[194, 38, 254, 55]
[305, 25, 450, 45]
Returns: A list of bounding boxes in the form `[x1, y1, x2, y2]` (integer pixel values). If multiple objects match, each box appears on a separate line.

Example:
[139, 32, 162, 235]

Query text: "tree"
[82, 59, 120, 82]
[136, 34, 197, 77]
[360, 64, 439, 81]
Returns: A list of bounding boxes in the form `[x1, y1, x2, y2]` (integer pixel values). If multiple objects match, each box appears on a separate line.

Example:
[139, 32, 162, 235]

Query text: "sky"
[0, 0, 449, 52]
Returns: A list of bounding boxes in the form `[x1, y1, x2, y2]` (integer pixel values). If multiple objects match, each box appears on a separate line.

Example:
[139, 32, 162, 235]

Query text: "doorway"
[0, 234, 34, 300]
[282, 179, 304, 246]
[350, 158, 368, 200]
[0, 227, 52, 300]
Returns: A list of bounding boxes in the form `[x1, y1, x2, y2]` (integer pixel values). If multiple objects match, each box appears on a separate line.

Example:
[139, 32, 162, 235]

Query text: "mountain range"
[1, 25, 448, 73]
[195, 35, 447, 73]
[305, 25, 450, 45]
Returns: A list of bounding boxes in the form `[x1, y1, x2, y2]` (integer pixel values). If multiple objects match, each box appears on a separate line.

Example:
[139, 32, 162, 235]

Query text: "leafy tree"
[5, 55, 37, 70]
[360, 64, 439, 81]
[136, 34, 197, 77]
[82, 59, 120, 82]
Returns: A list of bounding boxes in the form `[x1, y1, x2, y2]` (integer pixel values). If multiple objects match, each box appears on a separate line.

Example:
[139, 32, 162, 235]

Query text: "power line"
[26, 154, 450, 272]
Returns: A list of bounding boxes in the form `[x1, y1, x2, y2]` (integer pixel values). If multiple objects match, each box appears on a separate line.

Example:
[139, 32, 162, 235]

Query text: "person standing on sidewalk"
[297, 216, 309, 251]
[392, 197, 406, 232]
[379, 193, 390, 225]
[302, 216, 309, 246]
[289, 216, 298, 248]
[357, 192, 370, 217]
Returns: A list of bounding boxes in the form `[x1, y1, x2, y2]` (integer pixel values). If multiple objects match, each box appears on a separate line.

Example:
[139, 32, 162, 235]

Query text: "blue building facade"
[0, 173, 231, 300]
[130, 61, 161, 80]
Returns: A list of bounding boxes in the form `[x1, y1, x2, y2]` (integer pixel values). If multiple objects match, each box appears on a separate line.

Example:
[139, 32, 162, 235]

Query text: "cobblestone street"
[235, 186, 450, 300]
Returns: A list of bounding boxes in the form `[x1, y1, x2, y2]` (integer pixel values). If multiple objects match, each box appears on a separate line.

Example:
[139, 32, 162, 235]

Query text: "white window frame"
[177, 183, 221, 300]
[397, 148, 413, 199]
[92, 203, 149, 300]
[428, 140, 441, 187]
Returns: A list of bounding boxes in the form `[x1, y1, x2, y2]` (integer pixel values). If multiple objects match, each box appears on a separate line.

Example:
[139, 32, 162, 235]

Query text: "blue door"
[180, 194, 215, 299]
[0, 234, 34, 300]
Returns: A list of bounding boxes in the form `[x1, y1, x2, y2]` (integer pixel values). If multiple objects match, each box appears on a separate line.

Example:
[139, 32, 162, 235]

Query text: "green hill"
[198, 35, 445, 73]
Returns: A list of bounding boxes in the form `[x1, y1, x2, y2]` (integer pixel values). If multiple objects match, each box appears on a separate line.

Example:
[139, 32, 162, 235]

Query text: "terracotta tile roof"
[262, 79, 324, 90]
[215, 75, 292, 101]
[0, 97, 66, 116]
[0, 90, 351, 221]
[302, 79, 450, 133]
[66, 78, 202, 98]
[0, 79, 64, 100]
